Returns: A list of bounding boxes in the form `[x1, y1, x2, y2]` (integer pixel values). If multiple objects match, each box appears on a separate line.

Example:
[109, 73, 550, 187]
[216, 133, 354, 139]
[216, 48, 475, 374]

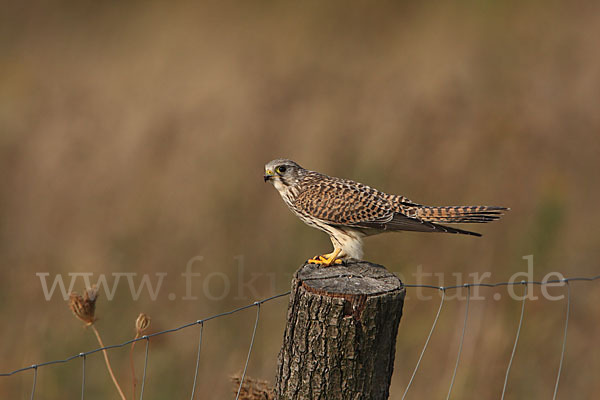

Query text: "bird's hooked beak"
[264, 169, 274, 182]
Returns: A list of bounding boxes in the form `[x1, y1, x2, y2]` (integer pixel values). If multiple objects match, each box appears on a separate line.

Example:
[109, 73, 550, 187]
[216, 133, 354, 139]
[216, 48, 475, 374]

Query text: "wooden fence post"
[275, 260, 405, 400]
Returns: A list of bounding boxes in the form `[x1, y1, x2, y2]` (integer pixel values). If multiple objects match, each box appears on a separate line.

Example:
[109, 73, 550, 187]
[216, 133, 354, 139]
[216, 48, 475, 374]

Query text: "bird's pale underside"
[264, 159, 508, 266]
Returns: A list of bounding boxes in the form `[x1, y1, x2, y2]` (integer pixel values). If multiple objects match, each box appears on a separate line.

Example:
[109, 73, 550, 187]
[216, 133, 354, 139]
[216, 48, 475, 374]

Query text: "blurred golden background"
[1, 1, 599, 398]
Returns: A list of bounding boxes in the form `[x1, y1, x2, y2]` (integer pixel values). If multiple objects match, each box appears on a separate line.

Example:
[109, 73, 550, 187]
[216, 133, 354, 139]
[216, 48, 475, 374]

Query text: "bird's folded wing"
[293, 181, 394, 225]
[293, 180, 482, 236]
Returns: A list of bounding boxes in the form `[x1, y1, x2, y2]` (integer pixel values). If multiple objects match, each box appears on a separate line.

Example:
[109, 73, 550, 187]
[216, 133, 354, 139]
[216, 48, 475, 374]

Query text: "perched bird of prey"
[264, 159, 508, 266]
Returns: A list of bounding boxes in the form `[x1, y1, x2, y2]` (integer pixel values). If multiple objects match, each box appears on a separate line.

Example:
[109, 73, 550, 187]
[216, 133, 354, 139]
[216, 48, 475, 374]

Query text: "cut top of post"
[297, 261, 403, 298]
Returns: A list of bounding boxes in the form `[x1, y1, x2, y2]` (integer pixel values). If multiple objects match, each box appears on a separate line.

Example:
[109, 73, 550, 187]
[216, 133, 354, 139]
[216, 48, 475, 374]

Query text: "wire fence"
[1, 274, 599, 399]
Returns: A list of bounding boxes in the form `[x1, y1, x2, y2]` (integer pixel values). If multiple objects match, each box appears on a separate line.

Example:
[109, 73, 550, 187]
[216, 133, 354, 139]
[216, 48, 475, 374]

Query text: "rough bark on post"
[275, 260, 405, 400]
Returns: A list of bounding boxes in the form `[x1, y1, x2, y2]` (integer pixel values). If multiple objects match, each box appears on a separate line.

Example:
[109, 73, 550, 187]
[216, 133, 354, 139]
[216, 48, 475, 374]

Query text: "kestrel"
[264, 159, 508, 266]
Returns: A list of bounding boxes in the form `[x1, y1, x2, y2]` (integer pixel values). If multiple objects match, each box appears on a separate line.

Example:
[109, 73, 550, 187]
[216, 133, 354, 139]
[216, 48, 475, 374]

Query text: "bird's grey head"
[264, 159, 305, 192]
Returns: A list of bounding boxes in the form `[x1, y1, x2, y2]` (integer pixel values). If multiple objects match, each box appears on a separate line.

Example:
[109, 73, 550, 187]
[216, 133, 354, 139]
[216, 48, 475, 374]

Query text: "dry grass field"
[1, 1, 599, 398]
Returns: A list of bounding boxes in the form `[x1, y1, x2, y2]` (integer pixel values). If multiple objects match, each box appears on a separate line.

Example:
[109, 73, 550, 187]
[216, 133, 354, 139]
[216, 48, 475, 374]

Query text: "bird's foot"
[307, 249, 343, 267]
[307, 256, 344, 266]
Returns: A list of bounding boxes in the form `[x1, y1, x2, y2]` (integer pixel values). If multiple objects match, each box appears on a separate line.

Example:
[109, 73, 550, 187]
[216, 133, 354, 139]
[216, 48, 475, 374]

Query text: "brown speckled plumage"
[264, 159, 507, 261]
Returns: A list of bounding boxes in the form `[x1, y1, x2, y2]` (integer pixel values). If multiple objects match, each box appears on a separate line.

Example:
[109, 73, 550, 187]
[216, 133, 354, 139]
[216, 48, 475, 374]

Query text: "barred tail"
[416, 205, 508, 224]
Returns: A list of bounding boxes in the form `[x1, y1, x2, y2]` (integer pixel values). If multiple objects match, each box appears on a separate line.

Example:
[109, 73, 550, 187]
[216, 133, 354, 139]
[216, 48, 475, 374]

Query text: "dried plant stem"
[91, 325, 127, 400]
[130, 333, 140, 400]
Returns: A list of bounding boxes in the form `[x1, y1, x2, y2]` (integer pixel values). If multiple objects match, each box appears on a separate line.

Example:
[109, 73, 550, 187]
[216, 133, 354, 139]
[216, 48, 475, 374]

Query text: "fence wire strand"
[501, 283, 528, 400]
[80, 354, 86, 400]
[139, 337, 150, 400]
[190, 321, 204, 400]
[446, 285, 470, 400]
[553, 281, 571, 400]
[30, 366, 37, 400]
[4, 274, 599, 399]
[236, 303, 261, 400]
[401, 288, 446, 400]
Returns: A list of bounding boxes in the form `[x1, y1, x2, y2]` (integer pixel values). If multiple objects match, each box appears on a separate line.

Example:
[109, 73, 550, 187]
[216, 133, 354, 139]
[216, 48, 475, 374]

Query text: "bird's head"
[264, 159, 304, 191]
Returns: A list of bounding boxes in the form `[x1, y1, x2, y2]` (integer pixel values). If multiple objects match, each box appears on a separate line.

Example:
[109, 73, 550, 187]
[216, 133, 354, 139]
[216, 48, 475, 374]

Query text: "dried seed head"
[135, 313, 151, 335]
[69, 286, 98, 326]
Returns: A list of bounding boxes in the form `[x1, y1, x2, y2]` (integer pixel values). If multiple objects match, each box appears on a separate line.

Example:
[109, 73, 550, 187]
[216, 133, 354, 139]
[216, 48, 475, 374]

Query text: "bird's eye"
[276, 166, 287, 174]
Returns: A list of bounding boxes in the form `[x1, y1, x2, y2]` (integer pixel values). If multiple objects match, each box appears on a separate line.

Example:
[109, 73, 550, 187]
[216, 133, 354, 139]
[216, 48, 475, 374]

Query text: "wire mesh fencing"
[401, 275, 600, 399]
[1, 274, 598, 399]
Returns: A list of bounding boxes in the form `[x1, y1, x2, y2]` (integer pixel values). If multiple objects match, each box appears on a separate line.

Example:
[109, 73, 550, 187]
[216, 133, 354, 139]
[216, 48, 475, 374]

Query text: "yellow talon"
[307, 248, 343, 266]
